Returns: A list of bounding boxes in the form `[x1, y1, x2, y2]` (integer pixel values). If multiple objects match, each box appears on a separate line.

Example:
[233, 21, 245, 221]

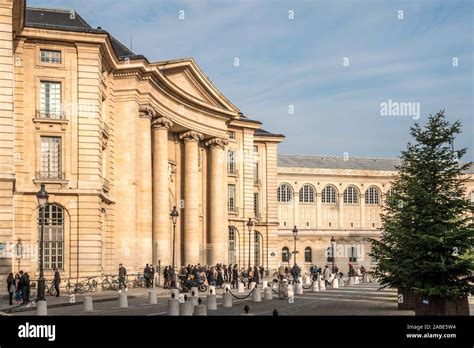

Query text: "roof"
[255, 128, 285, 138]
[278, 154, 474, 173]
[24, 7, 145, 61]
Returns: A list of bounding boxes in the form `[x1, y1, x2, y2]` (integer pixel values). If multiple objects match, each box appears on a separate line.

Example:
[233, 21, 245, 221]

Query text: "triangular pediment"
[156, 58, 239, 112]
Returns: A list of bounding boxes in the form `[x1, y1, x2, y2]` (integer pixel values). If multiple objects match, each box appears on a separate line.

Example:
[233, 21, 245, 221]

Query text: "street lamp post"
[331, 236, 336, 274]
[292, 225, 298, 266]
[170, 206, 179, 288]
[16, 238, 23, 272]
[247, 218, 253, 269]
[36, 184, 49, 301]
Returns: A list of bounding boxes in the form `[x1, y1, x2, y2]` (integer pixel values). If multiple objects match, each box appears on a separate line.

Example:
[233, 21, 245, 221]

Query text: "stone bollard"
[179, 300, 193, 316]
[224, 283, 231, 291]
[84, 296, 93, 312]
[332, 278, 339, 289]
[249, 282, 256, 291]
[167, 298, 179, 316]
[190, 296, 199, 306]
[119, 293, 128, 308]
[148, 289, 157, 304]
[349, 277, 355, 285]
[191, 287, 199, 295]
[262, 280, 268, 288]
[339, 277, 344, 287]
[312, 280, 319, 292]
[319, 280, 326, 291]
[36, 300, 47, 316]
[264, 286, 273, 300]
[193, 304, 207, 316]
[170, 288, 180, 298]
[252, 288, 261, 302]
[206, 294, 217, 310]
[238, 282, 245, 293]
[354, 276, 360, 284]
[223, 290, 233, 308]
[208, 285, 216, 295]
[295, 282, 303, 295]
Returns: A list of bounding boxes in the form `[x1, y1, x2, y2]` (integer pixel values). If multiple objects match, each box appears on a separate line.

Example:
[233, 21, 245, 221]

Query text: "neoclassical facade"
[276, 155, 474, 273]
[0, 1, 283, 280]
[0, 1, 472, 283]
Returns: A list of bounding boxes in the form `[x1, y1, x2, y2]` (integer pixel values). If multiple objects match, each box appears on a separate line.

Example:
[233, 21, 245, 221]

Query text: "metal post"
[37, 205, 46, 301]
[248, 229, 251, 269]
[172, 222, 176, 288]
[332, 244, 335, 274]
[293, 235, 297, 267]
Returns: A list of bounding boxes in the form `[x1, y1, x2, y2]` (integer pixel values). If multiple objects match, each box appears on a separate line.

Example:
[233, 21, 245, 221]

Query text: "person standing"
[118, 263, 127, 292]
[6, 273, 14, 305]
[22, 272, 30, 303]
[323, 265, 331, 286]
[150, 264, 155, 288]
[14, 273, 22, 303]
[144, 263, 151, 288]
[53, 267, 61, 297]
[232, 264, 238, 289]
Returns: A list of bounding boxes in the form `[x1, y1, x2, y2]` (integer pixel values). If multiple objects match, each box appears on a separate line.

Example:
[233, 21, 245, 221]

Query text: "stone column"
[152, 116, 173, 266]
[360, 193, 366, 228]
[316, 192, 322, 228]
[205, 137, 228, 265]
[293, 191, 299, 228]
[138, 105, 154, 265]
[179, 131, 203, 265]
[338, 193, 344, 229]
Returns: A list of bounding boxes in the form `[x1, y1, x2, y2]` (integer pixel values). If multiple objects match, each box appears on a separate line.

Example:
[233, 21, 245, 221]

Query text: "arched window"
[304, 247, 312, 263]
[38, 204, 64, 270]
[343, 186, 359, 204]
[322, 185, 337, 204]
[299, 185, 315, 203]
[254, 232, 261, 267]
[228, 227, 238, 265]
[277, 184, 292, 202]
[282, 247, 290, 262]
[365, 187, 381, 205]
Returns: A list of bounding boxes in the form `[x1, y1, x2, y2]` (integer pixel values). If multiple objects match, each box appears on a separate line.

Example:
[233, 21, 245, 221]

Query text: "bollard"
[354, 276, 360, 284]
[262, 280, 268, 288]
[305, 275, 311, 285]
[36, 300, 47, 316]
[223, 290, 233, 308]
[252, 288, 261, 303]
[295, 282, 303, 295]
[332, 278, 339, 289]
[264, 286, 273, 300]
[206, 294, 217, 310]
[349, 277, 355, 285]
[179, 300, 193, 316]
[148, 289, 157, 304]
[208, 285, 216, 295]
[287, 284, 295, 298]
[170, 288, 180, 298]
[238, 282, 245, 293]
[319, 280, 326, 291]
[224, 283, 231, 291]
[190, 296, 199, 306]
[167, 298, 179, 316]
[339, 277, 344, 287]
[312, 280, 319, 292]
[249, 282, 256, 291]
[119, 293, 128, 308]
[84, 296, 93, 312]
[193, 304, 207, 316]
[191, 287, 199, 295]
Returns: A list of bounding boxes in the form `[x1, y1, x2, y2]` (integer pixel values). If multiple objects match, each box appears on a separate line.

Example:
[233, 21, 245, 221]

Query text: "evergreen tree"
[370, 110, 474, 300]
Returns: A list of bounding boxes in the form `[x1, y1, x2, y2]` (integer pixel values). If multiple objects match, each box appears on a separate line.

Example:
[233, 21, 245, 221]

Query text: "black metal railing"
[35, 171, 65, 181]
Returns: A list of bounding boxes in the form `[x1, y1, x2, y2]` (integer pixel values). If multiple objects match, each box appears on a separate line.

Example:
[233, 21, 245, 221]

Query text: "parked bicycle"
[101, 274, 119, 291]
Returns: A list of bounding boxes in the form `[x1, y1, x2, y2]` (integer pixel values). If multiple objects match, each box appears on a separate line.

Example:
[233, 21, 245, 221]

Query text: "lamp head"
[36, 184, 49, 207]
[170, 206, 179, 224]
[292, 225, 298, 238]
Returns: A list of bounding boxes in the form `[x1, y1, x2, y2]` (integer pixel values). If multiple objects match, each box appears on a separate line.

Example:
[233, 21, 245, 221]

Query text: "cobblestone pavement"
[9, 283, 421, 316]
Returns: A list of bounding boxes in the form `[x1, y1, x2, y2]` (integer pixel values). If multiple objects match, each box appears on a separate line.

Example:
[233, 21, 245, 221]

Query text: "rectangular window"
[39, 205, 64, 270]
[228, 131, 235, 140]
[40, 49, 61, 64]
[40, 81, 61, 118]
[227, 150, 235, 174]
[254, 192, 259, 217]
[40, 136, 61, 179]
[228, 184, 236, 211]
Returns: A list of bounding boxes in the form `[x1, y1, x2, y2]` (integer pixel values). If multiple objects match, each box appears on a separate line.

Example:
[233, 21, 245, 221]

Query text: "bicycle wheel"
[198, 284, 207, 292]
[65, 282, 75, 295]
[49, 284, 57, 296]
[101, 279, 111, 291]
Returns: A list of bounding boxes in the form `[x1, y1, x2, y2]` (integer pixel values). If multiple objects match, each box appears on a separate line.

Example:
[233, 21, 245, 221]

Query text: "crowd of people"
[5, 271, 31, 305]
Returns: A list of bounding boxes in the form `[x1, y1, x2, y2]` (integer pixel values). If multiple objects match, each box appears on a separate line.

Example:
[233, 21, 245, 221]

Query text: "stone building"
[0, 1, 472, 283]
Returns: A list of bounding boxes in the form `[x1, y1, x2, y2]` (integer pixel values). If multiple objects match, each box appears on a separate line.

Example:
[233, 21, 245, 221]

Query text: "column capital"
[205, 137, 228, 149]
[178, 130, 203, 142]
[151, 116, 173, 130]
[139, 104, 155, 119]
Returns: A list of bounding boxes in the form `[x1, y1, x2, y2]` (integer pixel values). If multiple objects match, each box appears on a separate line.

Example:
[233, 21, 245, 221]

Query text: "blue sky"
[28, 0, 473, 160]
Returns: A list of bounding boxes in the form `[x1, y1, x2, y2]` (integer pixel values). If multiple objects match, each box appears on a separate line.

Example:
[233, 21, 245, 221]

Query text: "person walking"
[118, 263, 127, 292]
[323, 265, 331, 286]
[53, 267, 61, 297]
[6, 273, 14, 305]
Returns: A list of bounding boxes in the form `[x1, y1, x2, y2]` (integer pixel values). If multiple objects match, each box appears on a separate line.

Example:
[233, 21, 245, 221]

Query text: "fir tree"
[370, 110, 474, 300]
